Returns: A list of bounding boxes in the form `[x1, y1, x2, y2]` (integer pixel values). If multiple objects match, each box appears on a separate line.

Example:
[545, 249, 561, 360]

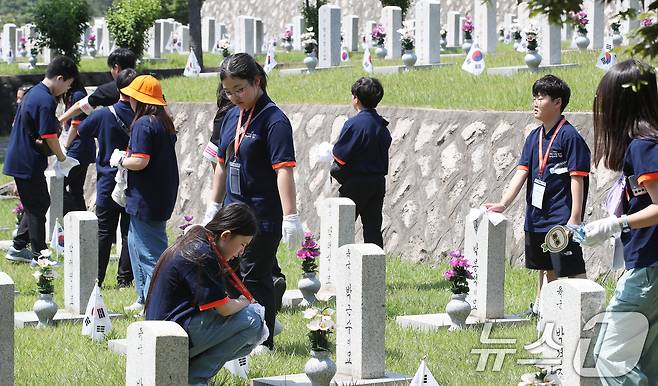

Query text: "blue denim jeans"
[127, 217, 167, 304]
[187, 306, 263, 385]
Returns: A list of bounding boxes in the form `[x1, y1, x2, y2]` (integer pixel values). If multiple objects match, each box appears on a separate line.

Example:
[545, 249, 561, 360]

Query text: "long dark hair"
[63, 76, 85, 107]
[145, 203, 258, 308]
[593, 59, 658, 171]
[219, 53, 267, 92]
[132, 100, 176, 135]
[214, 82, 235, 123]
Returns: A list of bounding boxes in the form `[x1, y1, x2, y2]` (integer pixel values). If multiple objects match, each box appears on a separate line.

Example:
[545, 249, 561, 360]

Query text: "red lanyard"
[234, 108, 254, 158]
[205, 231, 254, 302]
[538, 117, 566, 178]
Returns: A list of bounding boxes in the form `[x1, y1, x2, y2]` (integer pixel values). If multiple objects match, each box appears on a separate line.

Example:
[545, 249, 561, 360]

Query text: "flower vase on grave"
[611, 33, 623, 47]
[440, 37, 447, 49]
[513, 38, 522, 50]
[445, 293, 471, 331]
[575, 33, 590, 50]
[19, 47, 27, 57]
[28, 53, 37, 68]
[304, 53, 318, 72]
[298, 272, 321, 306]
[462, 39, 473, 54]
[401, 49, 417, 70]
[33, 293, 58, 328]
[304, 350, 336, 386]
[524, 50, 542, 72]
[283, 41, 293, 52]
[375, 44, 387, 59]
[88, 46, 97, 58]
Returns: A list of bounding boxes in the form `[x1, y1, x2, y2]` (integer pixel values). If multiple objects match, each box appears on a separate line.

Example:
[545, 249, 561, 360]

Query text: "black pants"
[339, 175, 386, 248]
[96, 205, 133, 286]
[13, 175, 50, 256]
[63, 164, 89, 215]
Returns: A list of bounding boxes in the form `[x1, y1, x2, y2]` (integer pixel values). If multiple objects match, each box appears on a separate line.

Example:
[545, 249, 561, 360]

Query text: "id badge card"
[228, 161, 241, 195]
[532, 178, 546, 209]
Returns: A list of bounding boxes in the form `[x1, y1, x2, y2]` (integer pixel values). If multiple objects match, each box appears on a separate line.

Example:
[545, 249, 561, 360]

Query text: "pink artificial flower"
[89, 34, 96, 42]
[448, 249, 462, 258]
[443, 270, 456, 280]
[304, 231, 314, 239]
[641, 17, 654, 27]
[462, 16, 474, 33]
[184, 215, 194, 222]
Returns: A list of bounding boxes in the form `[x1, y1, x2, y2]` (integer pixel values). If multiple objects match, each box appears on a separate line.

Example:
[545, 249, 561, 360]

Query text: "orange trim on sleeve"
[272, 161, 296, 170]
[517, 165, 529, 171]
[569, 171, 589, 177]
[71, 120, 82, 125]
[334, 156, 346, 166]
[216, 156, 225, 164]
[131, 153, 151, 159]
[638, 172, 658, 186]
[199, 297, 230, 311]
[40, 133, 57, 139]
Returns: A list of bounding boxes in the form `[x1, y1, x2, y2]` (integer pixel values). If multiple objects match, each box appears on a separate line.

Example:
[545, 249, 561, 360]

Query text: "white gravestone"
[160, 19, 174, 54]
[621, 0, 641, 45]
[474, 0, 497, 53]
[319, 198, 355, 292]
[217, 23, 227, 40]
[318, 4, 341, 67]
[2, 24, 16, 59]
[381, 6, 402, 59]
[64, 211, 98, 315]
[537, 279, 606, 386]
[255, 19, 264, 54]
[336, 244, 386, 379]
[148, 22, 162, 59]
[539, 15, 561, 65]
[179, 25, 190, 52]
[202, 17, 216, 52]
[504, 13, 515, 34]
[414, 0, 441, 65]
[0, 272, 14, 386]
[126, 321, 188, 386]
[292, 16, 305, 51]
[344, 15, 359, 52]
[585, 0, 605, 49]
[517, 1, 531, 30]
[447, 12, 461, 47]
[365, 20, 378, 48]
[45, 171, 63, 243]
[236, 16, 256, 56]
[562, 23, 574, 42]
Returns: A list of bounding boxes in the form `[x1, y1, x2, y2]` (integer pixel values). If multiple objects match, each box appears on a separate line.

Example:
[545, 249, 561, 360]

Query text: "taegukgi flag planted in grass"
[224, 356, 249, 378]
[596, 37, 617, 71]
[264, 43, 277, 74]
[410, 358, 440, 386]
[462, 41, 485, 76]
[341, 46, 350, 62]
[362, 44, 373, 73]
[183, 49, 201, 77]
[81, 283, 112, 342]
[50, 218, 64, 256]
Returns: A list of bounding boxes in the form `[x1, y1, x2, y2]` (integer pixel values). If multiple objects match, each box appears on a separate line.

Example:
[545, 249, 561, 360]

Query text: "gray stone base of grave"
[251, 371, 411, 386]
[373, 63, 452, 75]
[108, 338, 127, 355]
[395, 312, 528, 331]
[17, 63, 48, 70]
[281, 289, 336, 308]
[279, 66, 353, 77]
[487, 63, 578, 76]
[14, 309, 121, 328]
[441, 52, 466, 58]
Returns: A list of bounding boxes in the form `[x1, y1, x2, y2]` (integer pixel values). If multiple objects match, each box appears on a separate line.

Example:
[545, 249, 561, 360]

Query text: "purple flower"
[184, 215, 194, 222]
[179, 223, 190, 231]
[641, 17, 654, 27]
[443, 270, 456, 280]
[304, 231, 314, 239]
[448, 249, 462, 258]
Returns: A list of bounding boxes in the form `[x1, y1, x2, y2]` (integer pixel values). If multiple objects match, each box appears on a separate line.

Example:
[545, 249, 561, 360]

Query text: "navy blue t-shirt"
[77, 101, 133, 209]
[217, 93, 296, 234]
[621, 138, 658, 269]
[518, 118, 591, 232]
[66, 89, 96, 165]
[3, 83, 59, 179]
[332, 109, 392, 175]
[126, 116, 179, 221]
[145, 239, 229, 331]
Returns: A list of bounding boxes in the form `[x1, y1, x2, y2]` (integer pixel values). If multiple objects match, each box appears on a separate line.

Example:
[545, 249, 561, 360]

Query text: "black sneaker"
[273, 276, 286, 312]
[521, 303, 539, 319]
[117, 280, 132, 289]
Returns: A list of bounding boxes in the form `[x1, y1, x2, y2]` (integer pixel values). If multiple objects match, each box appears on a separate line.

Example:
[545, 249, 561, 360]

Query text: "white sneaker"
[274, 319, 284, 336]
[124, 302, 144, 312]
[250, 345, 272, 356]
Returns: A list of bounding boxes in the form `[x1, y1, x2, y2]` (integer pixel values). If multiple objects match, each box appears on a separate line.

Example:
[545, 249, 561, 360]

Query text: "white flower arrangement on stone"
[33, 250, 58, 294]
[300, 27, 318, 55]
[303, 307, 335, 352]
[397, 21, 415, 51]
[511, 23, 522, 40]
[524, 24, 540, 51]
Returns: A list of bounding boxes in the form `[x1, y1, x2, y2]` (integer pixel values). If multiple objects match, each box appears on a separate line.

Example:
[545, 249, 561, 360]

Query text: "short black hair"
[107, 48, 136, 70]
[351, 77, 384, 109]
[532, 74, 571, 112]
[116, 68, 138, 91]
[45, 56, 79, 80]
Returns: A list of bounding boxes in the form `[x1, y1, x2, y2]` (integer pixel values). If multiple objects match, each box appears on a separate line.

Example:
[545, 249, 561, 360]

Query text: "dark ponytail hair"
[132, 100, 176, 135]
[145, 203, 258, 309]
[219, 53, 267, 92]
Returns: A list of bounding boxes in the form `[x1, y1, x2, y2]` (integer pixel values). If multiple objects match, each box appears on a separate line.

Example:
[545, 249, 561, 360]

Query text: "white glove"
[111, 183, 126, 207]
[316, 142, 334, 163]
[203, 202, 222, 224]
[53, 156, 80, 178]
[109, 149, 126, 168]
[578, 216, 622, 247]
[282, 213, 304, 249]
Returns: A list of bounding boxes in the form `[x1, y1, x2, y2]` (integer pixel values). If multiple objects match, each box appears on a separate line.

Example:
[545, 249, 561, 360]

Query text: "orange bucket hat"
[121, 75, 166, 106]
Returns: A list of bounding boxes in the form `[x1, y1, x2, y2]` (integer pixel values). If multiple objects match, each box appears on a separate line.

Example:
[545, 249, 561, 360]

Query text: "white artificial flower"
[321, 308, 335, 317]
[40, 249, 52, 258]
[319, 318, 335, 331]
[307, 319, 321, 331]
[303, 308, 319, 319]
[33, 271, 42, 280]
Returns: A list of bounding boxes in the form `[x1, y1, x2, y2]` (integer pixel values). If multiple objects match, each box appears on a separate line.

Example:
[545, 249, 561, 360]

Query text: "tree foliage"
[526, 0, 658, 59]
[160, 0, 188, 24]
[30, 0, 89, 63]
[300, 0, 327, 39]
[106, 0, 160, 59]
[380, 0, 412, 19]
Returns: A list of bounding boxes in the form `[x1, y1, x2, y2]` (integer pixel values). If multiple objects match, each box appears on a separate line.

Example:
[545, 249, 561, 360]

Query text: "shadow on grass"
[387, 281, 450, 291]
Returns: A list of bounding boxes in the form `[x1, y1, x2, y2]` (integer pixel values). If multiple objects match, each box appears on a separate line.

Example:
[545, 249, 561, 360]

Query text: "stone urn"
[462, 38, 473, 54]
[28, 54, 37, 68]
[375, 45, 387, 59]
[33, 293, 58, 328]
[513, 38, 522, 50]
[298, 272, 321, 306]
[440, 37, 447, 49]
[88, 46, 97, 58]
[283, 41, 293, 52]
[19, 47, 27, 57]
[304, 53, 318, 72]
[524, 49, 542, 72]
[612, 32, 623, 47]
[575, 33, 590, 50]
[401, 49, 417, 70]
[445, 293, 471, 332]
[304, 350, 336, 386]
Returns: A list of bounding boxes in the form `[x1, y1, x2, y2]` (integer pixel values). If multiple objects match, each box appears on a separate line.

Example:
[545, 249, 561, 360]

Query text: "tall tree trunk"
[188, 0, 204, 71]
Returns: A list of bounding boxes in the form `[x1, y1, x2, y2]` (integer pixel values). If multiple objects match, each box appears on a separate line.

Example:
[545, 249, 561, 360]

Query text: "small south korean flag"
[49, 218, 64, 256]
[223, 356, 249, 378]
[183, 49, 201, 77]
[410, 358, 440, 386]
[341, 46, 350, 62]
[264, 43, 277, 74]
[462, 41, 485, 76]
[362, 44, 373, 73]
[596, 37, 617, 71]
[81, 282, 112, 342]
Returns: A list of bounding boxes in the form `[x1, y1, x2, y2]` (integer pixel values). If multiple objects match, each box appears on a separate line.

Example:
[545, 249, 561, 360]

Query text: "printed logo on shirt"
[548, 150, 563, 159]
